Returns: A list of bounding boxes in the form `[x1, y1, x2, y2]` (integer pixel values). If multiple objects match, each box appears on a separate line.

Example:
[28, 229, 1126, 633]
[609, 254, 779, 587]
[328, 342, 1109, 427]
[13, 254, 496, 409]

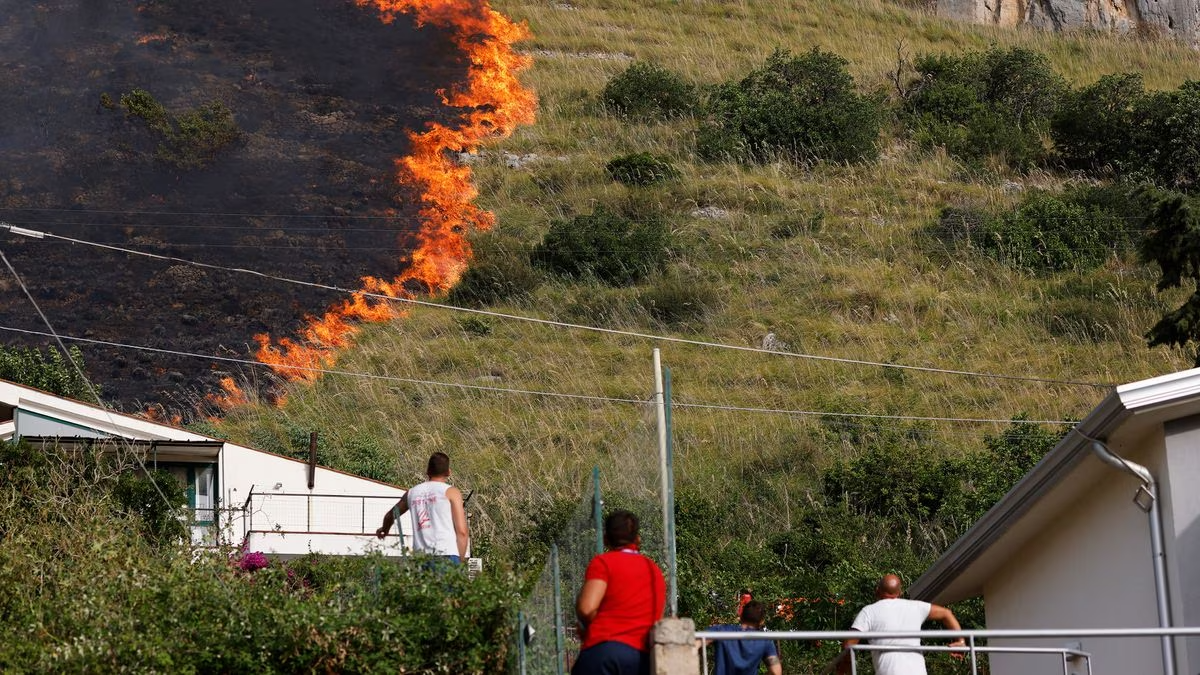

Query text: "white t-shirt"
[404, 480, 459, 556]
[849, 598, 932, 675]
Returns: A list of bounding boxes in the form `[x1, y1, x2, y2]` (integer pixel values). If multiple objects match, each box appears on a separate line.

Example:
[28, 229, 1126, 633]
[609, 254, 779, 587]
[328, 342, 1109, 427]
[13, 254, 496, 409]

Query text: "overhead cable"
[0, 325, 1077, 426]
[0, 222, 1113, 390]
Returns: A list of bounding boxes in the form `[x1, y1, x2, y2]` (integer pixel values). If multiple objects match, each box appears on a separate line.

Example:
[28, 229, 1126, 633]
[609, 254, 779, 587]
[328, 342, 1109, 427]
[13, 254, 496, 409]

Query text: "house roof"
[910, 366, 1200, 605]
[0, 378, 403, 489]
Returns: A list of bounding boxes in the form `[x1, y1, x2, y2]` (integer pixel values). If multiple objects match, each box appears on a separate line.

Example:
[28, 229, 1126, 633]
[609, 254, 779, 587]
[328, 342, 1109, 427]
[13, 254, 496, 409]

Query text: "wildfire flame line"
[223, 0, 535, 404]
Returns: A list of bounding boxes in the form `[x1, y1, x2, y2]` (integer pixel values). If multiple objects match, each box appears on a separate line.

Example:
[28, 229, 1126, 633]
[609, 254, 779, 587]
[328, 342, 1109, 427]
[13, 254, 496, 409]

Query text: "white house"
[0, 378, 412, 559]
[911, 367, 1200, 675]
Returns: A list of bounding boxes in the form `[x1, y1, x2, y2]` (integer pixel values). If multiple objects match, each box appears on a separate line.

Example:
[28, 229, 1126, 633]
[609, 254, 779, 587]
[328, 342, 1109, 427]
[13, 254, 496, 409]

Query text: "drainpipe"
[1090, 440, 1176, 675]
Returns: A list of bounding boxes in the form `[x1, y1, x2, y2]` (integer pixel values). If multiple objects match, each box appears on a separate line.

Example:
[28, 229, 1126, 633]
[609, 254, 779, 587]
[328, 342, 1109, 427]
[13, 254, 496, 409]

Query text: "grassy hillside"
[210, 0, 1194, 626]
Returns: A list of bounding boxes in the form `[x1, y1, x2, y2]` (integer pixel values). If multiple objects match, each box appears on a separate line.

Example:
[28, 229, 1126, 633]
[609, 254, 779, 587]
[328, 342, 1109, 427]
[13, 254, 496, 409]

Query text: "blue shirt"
[708, 624, 778, 675]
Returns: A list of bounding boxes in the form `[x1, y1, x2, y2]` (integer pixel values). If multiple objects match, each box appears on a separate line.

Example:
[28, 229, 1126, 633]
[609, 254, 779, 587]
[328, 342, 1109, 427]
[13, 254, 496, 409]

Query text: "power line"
[0, 249, 179, 516]
[1, 222, 1114, 389]
[0, 325, 1078, 426]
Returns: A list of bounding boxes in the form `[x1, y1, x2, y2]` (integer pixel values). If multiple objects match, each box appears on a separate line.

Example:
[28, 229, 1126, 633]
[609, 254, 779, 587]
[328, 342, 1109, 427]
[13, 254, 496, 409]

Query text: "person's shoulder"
[707, 623, 738, 632]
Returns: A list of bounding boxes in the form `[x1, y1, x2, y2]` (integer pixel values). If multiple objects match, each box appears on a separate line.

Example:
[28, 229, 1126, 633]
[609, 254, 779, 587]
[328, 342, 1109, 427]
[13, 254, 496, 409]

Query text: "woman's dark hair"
[604, 510, 639, 548]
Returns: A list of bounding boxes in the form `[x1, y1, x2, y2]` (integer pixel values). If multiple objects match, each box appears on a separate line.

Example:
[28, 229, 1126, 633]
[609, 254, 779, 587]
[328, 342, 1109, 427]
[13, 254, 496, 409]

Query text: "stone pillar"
[650, 617, 699, 675]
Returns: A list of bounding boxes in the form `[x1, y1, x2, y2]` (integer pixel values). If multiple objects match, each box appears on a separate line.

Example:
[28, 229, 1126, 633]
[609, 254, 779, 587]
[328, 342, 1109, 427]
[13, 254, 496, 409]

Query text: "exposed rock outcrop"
[939, 0, 1199, 46]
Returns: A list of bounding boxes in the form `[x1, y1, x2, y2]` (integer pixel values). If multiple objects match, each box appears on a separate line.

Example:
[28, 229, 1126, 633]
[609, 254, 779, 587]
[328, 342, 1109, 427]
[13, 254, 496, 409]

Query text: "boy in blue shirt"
[707, 600, 782, 675]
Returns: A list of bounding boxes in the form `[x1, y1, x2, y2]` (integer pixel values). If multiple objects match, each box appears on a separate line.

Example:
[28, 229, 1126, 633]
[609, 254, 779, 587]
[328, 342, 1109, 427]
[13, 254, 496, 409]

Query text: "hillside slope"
[209, 0, 1196, 537]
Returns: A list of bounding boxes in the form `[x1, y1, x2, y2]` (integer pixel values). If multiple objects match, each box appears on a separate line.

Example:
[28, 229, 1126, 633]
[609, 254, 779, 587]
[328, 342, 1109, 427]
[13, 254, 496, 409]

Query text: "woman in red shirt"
[572, 510, 667, 675]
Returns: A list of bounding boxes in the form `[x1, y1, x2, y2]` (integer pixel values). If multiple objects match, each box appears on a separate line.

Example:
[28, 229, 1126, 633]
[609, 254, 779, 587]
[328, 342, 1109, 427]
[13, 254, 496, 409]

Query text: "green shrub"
[934, 185, 1146, 274]
[601, 61, 699, 119]
[111, 469, 189, 544]
[904, 46, 1066, 169]
[1050, 73, 1145, 175]
[1134, 80, 1200, 192]
[0, 345, 97, 402]
[605, 152, 681, 186]
[532, 206, 670, 285]
[448, 233, 542, 307]
[0, 442, 519, 674]
[697, 48, 883, 164]
[119, 89, 240, 169]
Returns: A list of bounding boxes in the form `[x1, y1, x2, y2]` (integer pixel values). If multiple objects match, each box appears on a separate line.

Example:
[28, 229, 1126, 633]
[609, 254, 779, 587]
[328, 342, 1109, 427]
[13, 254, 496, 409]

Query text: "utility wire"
[0, 325, 1079, 426]
[1, 222, 1114, 389]
[0, 249, 178, 514]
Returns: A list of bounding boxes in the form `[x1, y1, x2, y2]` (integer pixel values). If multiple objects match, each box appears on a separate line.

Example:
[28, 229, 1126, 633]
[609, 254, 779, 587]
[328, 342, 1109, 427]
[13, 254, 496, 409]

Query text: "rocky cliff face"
[939, 0, 1199, 46]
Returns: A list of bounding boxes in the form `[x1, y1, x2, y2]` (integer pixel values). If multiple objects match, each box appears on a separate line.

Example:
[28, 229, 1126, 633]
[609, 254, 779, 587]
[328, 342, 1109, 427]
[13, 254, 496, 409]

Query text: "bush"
[448, 233, 542, 307]
[1133, 80, 1200, 192]
[1051, 73, 1145, 175]
[601, 62, 699, 119]
[934, 185, 1146, 274]
[119, 88, 240, 169]
[904, 46, 1066, 169]
[532, 207, 670, 285]
[697, 48, 883, 164]
[0, 345, 97, 402]
[0, 442, 519, 673]
[605, 152, 681, 186]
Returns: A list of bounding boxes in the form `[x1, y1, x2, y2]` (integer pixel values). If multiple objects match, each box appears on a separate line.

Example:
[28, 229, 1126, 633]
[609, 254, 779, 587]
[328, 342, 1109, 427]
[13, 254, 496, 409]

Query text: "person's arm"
[447, 486, 469, 559]
[764, 653, 782, 675]
[929, 604, 966, 656]
[834, 633, 861, 675]
[375, 494, 408, 539]
[576, 578, 607, 629]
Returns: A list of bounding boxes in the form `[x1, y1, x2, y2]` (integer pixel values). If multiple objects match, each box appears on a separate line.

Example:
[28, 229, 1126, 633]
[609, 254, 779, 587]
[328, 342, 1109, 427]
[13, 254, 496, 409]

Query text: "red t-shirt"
[580, 548, 667, 652]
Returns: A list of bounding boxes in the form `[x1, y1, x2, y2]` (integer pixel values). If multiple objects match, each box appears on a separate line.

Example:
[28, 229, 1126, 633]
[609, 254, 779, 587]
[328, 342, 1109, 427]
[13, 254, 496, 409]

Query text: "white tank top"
[405, 480, 458, 556]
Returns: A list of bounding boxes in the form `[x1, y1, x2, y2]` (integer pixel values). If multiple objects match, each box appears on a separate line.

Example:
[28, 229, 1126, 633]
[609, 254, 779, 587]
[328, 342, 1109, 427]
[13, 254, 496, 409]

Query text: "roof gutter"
[1088, 438, 1176, 675]
[910, 391, 1129, 602]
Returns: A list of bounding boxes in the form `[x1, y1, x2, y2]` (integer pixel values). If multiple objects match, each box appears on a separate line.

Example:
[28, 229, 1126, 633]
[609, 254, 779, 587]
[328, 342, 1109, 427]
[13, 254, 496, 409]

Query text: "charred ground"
[0, 0, 467, 414]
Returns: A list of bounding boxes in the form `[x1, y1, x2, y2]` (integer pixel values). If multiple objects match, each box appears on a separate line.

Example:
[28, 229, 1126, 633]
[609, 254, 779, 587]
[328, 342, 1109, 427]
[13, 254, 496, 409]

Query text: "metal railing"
[695, 626, 1200, 675]
[239, 491, 403, 542]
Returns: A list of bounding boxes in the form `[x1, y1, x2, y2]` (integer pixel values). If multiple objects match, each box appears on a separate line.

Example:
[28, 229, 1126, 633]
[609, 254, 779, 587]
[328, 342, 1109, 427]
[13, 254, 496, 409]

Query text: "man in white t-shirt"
[836, 574, 964, 674]
[375, 452, 469, 563]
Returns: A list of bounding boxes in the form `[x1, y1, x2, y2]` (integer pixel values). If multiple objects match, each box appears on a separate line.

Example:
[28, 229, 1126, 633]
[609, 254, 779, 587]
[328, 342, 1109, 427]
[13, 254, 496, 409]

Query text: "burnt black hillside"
[0, 0, 466, 413]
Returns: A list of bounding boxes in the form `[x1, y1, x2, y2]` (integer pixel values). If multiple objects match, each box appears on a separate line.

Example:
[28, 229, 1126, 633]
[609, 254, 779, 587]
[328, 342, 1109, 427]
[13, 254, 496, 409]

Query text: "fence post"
[664, 366, 676, 617]
[518, 610, 528, 675]
[552, 543, 566, 675]
[593, 466, 603, 555]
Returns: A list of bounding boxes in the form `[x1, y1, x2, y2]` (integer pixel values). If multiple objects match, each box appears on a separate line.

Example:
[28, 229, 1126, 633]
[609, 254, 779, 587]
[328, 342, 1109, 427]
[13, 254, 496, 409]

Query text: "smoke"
[0, 0, 506, 414]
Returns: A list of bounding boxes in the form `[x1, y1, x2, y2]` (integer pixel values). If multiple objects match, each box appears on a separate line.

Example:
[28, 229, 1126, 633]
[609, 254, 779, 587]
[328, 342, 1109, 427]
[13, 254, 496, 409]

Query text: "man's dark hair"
[740, 600, 767, 626]
[604, 510, 639, 548]
[427, 452, 450, 478]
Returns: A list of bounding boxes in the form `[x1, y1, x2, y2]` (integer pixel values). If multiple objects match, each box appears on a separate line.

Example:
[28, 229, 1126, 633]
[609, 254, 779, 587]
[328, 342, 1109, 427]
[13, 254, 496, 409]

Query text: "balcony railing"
[693, 627, 1200, 675]
[239, 491, 404, 544]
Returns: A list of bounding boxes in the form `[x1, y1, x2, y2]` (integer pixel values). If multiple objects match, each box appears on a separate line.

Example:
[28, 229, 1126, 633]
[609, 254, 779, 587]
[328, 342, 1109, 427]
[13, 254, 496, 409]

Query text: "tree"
[1139, 188, 1200, 364]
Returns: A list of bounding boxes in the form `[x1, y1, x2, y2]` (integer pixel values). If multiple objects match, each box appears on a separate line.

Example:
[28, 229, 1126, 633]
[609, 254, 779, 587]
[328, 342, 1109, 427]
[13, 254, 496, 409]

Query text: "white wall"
[219, 443, 411, 557]
[1162, 414, 1200, 675]
[983, 442, 1164, 675]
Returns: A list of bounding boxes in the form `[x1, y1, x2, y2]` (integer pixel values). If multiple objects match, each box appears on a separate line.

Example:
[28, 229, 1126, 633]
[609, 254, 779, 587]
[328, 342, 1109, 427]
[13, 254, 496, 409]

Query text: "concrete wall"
[982, 441, 1164, 675]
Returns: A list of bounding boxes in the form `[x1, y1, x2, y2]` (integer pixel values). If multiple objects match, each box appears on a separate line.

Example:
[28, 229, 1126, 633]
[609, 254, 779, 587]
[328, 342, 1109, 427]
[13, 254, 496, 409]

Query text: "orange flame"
[248, 0, 537, 386]
[208, 376, 249, 410]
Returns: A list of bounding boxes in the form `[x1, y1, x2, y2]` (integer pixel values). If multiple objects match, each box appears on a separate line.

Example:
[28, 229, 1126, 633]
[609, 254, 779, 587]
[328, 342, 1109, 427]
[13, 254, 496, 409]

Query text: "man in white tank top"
[375, 452, 469, 563]
[835, 574, 964, 674]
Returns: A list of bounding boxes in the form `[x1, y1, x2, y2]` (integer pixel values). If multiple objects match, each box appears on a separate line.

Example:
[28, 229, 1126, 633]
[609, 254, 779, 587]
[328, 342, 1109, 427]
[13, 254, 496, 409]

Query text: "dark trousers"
[571, 641, 649, 675]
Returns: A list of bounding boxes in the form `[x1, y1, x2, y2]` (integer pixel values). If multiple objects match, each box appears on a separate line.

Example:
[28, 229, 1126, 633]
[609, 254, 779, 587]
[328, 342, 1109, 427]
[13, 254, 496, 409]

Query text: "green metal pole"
[665, 366, 677, 617]
[593, 466, 603, 555]
[552, 543, 565, 675]
[517, 610, 527, 675]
